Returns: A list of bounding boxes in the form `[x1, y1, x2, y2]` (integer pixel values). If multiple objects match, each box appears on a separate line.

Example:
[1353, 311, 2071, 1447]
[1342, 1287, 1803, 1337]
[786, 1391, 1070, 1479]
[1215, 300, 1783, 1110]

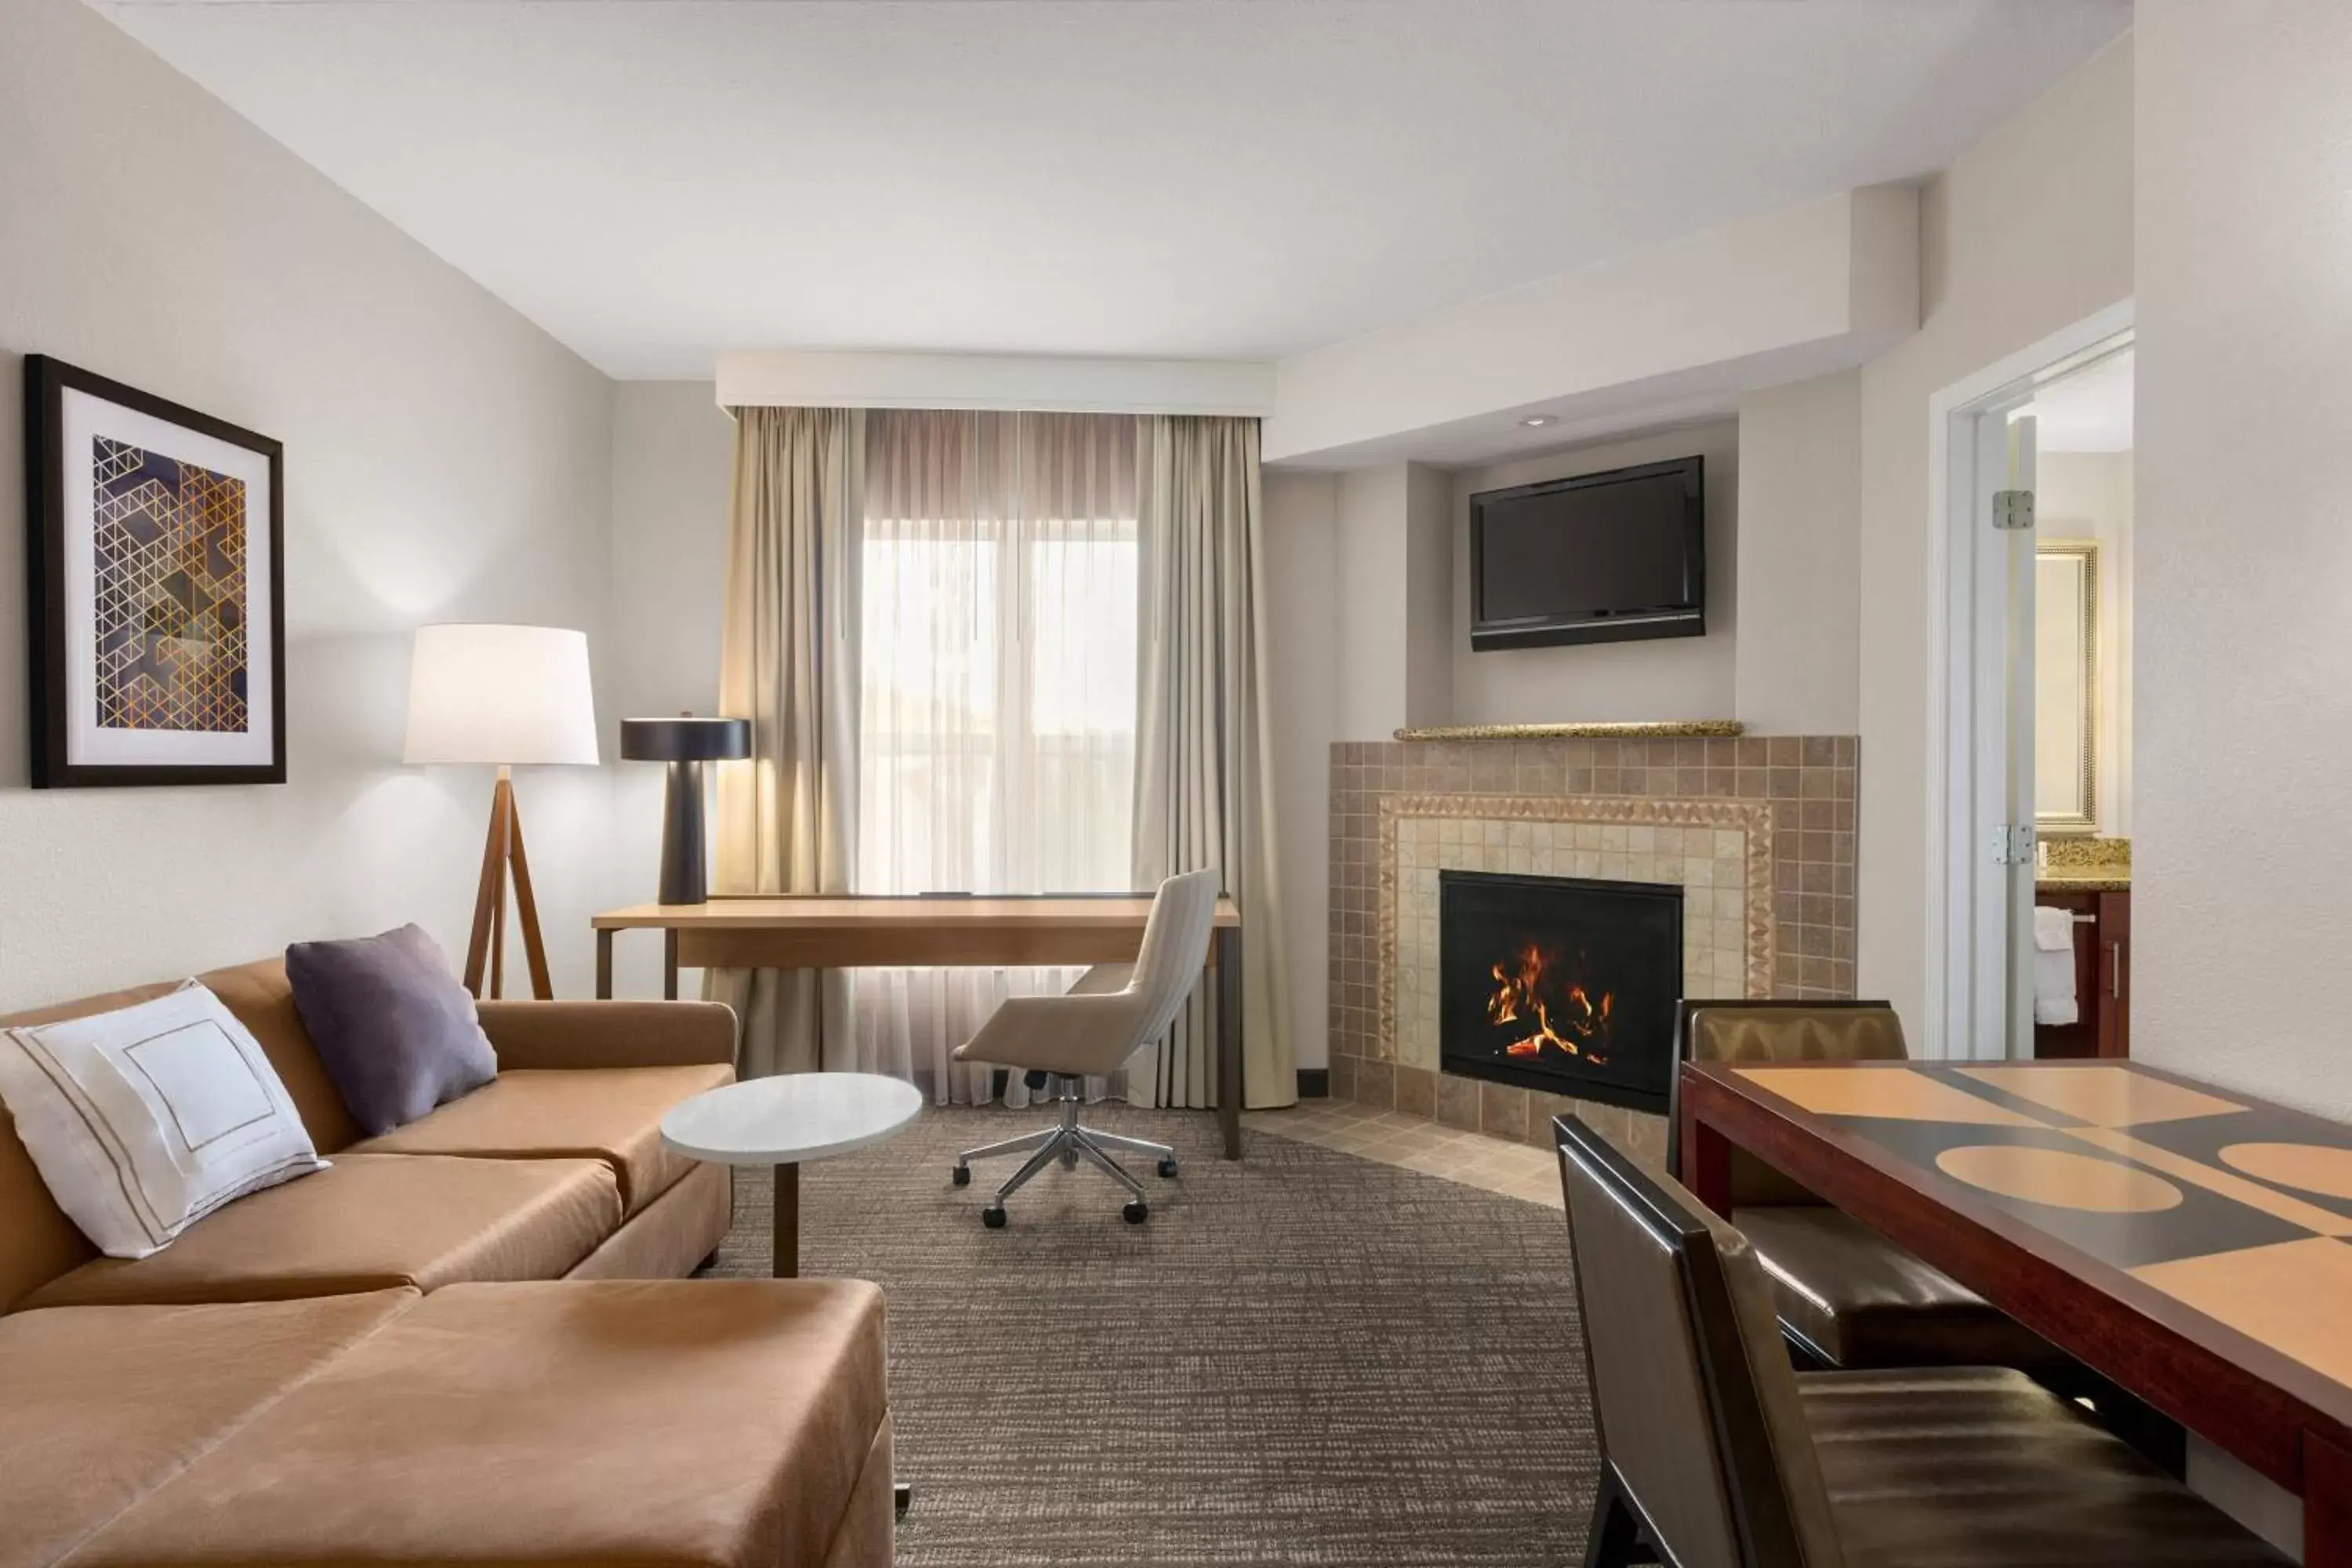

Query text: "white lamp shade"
[403, 624, 600, 766]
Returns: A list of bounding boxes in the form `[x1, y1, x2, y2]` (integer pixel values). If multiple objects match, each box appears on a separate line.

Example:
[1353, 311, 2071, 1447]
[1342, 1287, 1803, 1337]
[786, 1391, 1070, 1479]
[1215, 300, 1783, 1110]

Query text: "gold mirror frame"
[2034, 539, 2100, 835]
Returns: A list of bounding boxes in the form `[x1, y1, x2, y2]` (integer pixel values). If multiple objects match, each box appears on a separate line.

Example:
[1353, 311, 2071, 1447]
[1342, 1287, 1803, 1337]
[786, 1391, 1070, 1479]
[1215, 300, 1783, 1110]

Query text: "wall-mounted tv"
[1468, 456, 1704, 651]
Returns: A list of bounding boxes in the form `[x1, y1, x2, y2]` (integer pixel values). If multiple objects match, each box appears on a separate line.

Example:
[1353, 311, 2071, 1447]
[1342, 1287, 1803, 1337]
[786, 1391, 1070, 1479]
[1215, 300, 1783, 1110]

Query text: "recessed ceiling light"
[1520, 415, 1556, 428]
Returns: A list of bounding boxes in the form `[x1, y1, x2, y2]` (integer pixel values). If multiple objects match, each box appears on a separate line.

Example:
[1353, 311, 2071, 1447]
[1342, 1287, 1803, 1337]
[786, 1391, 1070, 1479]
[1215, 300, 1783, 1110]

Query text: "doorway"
[1928, 303, 2134, 1062]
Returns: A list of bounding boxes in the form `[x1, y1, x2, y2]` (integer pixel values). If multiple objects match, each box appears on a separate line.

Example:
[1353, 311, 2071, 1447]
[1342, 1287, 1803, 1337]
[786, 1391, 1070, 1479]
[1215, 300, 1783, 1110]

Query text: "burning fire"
[1486, 945, 1611, 1064]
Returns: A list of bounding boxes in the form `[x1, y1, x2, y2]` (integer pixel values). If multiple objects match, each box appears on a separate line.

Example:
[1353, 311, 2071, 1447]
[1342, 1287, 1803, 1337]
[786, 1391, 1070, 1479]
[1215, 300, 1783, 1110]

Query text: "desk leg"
[1679, 1101, 1733, 1218]
[595, 931, 613, 999]
[663, 929, 679, 1001]
[2310, 1428, 2352, 1568]
[772, 1163, 799, 1279]
[1216, 925, 1243, 1160]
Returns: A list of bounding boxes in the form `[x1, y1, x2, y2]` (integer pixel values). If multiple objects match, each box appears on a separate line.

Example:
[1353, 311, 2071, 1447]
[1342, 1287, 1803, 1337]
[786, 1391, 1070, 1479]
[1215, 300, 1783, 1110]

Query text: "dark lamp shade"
[619, 717, 751, 763]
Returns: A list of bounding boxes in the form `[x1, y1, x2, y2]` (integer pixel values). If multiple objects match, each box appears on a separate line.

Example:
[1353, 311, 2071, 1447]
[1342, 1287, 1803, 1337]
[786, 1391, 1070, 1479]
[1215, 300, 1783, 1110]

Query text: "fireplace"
[1438, 869, 1682, 1115]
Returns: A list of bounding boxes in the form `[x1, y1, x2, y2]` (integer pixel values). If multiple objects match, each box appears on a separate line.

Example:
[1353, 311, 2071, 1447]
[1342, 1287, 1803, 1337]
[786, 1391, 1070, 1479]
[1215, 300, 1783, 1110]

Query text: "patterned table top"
[1719, 1062, 2352, 1402]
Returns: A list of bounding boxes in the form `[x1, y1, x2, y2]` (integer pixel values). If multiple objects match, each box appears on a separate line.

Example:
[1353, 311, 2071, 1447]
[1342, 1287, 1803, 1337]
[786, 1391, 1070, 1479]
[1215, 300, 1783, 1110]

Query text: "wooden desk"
[1679, 1058, 2352, 1566]
[593, 895, 1247, 1160]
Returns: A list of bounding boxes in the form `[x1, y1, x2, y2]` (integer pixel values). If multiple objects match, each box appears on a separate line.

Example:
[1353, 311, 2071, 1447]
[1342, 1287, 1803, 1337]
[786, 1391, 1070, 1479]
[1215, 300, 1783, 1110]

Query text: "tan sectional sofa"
[0, 958, 894, 1568]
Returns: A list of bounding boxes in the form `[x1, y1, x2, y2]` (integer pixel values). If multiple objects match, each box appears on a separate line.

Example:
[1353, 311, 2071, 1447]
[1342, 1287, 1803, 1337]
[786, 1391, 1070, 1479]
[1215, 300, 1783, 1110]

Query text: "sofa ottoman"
[0, 1290, 419, 1568]
[63, 1279, 894, 1568]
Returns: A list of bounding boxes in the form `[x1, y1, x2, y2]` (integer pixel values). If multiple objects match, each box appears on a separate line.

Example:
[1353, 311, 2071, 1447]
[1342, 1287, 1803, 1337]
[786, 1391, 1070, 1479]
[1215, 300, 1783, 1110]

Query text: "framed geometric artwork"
[24, 357, 285, 787]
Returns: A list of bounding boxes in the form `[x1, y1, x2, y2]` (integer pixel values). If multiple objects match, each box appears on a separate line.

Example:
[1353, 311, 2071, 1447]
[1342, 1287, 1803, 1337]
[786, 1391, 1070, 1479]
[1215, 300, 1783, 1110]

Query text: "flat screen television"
[1468, 456, 1704, 651]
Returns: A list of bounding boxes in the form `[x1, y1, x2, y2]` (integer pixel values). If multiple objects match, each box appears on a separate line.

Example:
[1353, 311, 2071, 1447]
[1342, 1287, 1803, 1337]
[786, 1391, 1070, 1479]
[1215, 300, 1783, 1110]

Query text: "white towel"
[2033, 906, 2078, 1025]
[2032, 905, 2076, 953]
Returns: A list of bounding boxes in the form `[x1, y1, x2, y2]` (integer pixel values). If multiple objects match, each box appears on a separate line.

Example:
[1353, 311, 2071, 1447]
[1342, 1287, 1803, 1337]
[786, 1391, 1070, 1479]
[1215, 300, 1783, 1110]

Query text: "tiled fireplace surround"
[1327, 735, 1859, 1165]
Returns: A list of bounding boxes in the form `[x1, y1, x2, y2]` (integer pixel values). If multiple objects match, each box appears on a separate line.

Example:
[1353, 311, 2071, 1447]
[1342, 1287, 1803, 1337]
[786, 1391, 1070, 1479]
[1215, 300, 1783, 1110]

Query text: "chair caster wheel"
[951, 1165, 971, 1187]
[1123, 1200, 1149, 1225]
[1156, 1156, 1179, 1178]
[982, 1204, 1007, 1229]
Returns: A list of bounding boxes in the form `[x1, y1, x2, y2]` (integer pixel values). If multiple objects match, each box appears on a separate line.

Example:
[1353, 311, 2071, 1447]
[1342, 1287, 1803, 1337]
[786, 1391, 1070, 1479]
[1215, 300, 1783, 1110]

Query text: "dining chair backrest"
[1668, 1001, 1907, 1206]
[1555, 1113, 1845, 1568]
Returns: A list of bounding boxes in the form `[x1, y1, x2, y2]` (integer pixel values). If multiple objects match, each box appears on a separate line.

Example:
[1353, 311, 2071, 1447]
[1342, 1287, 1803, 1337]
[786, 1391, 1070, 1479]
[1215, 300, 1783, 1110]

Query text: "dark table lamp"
[620, 714, 752, 905]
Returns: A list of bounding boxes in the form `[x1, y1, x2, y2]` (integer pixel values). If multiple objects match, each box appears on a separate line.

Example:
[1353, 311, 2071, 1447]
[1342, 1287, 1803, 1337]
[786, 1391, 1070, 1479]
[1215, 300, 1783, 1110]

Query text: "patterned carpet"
[702, 1105, 1596, 1566]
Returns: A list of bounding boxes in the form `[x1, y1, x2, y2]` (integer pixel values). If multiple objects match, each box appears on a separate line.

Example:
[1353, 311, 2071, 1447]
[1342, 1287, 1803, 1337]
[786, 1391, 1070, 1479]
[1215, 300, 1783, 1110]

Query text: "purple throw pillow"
[285, 924, 497, 1136]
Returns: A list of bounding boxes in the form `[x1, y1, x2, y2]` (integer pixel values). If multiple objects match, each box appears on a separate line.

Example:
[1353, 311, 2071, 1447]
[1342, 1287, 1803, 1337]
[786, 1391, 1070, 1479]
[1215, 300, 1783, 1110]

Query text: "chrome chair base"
[953, 1075, 1177, 1225]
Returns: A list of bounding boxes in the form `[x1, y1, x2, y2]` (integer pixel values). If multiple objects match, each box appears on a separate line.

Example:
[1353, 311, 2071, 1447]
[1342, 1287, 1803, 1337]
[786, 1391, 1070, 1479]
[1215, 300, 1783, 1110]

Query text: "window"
[857, 410, 1138, 898]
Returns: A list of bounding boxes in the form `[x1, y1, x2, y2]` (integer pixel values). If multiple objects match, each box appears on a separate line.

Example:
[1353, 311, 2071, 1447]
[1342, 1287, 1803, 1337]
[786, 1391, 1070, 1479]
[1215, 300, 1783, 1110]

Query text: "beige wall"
[1855, 35, 2135, 1036]
[2135, 2, 2351, 1119]
[0, 0, 617, 1008]
[1735, 372, 1862, 734]
[1326, 460, 1456, 741]
[1449, 420, 1740, 727]
[1333, 465, 1411, 739]
[605, 382, 736, 998]
[1263, 470, 1341, 1071]
[1403, 463, 1454, 730]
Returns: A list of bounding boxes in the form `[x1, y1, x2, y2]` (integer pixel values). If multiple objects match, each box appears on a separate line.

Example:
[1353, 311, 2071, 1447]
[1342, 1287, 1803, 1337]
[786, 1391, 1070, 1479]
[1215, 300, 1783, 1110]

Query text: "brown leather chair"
[1665, 1000, 2062, 1374]
[1554, 1112, 2288, 1568]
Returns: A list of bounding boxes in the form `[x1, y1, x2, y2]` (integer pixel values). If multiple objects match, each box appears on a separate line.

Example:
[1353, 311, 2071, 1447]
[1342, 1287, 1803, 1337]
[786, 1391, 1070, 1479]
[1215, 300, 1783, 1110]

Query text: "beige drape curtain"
[706, 406, 864, 1077]
[1131, 415, 1292, 1109]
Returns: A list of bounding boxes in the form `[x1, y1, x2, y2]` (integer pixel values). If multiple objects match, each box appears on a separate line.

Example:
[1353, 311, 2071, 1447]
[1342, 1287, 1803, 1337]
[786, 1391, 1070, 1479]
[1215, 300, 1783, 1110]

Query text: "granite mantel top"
[1392, 720, 1744, 742]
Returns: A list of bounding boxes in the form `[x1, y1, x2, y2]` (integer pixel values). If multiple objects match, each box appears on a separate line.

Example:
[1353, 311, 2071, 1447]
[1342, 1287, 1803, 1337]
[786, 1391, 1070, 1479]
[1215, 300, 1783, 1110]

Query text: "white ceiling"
[94, 0, 2129, 380]
[2029, 347, 2135, 452]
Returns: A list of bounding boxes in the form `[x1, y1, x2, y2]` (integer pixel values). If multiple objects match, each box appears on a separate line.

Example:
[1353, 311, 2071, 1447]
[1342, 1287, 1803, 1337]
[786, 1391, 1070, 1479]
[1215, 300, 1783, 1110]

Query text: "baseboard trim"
[1297, 1068, 1330, 1100]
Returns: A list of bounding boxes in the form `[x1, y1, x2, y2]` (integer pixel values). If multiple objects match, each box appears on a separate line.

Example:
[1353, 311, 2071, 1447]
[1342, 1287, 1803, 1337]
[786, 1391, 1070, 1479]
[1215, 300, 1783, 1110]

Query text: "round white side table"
[661, 1072, 924, 1279]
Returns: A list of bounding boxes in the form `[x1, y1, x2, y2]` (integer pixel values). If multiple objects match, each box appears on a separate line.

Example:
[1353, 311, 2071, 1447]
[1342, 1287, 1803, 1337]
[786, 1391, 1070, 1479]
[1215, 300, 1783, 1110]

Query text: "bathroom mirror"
[2034, 539, 2100, 834]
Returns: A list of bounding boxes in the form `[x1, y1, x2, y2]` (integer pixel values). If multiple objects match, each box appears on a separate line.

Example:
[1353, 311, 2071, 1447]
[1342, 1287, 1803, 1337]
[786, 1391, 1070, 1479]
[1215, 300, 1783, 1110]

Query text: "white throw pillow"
[0, 982, 328, 1258]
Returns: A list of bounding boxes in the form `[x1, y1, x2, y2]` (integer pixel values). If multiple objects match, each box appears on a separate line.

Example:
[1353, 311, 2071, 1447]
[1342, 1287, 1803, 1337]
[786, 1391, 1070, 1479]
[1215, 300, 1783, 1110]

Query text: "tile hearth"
[1245, 1099, 1569, 1210]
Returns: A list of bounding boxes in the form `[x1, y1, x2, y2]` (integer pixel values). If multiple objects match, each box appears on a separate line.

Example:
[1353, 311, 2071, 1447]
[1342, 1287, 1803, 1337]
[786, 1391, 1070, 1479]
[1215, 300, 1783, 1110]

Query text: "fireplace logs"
[1440, 870, 1682, 1115]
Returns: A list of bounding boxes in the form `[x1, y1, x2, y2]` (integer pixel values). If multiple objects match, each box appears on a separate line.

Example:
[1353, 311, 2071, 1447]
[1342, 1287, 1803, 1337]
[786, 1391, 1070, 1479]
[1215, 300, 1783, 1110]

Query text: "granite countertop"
[2036, 837, 2130, 893]
[2036, 870, 2131, 892]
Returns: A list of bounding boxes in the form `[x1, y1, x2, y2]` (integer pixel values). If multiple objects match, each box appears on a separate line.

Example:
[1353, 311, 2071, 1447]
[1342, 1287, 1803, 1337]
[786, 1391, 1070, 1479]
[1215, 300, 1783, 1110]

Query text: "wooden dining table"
[593, 895, 1247, 1160]
[1679, 1058, 2352, 1566]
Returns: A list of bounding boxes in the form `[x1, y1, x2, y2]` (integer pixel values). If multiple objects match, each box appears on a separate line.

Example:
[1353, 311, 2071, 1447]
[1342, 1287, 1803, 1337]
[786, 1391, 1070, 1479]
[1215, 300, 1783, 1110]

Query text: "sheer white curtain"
[848, 410, 1140, 1104]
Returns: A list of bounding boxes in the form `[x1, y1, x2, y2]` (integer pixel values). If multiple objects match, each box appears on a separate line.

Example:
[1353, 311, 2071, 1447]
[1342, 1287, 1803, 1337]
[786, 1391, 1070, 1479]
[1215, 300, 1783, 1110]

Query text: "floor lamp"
[404, 624, 601, 999]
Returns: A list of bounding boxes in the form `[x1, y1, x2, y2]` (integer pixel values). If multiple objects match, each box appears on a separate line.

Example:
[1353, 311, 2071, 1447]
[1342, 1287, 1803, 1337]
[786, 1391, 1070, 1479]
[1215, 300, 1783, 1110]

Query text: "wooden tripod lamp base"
[465, 765, 554, 1000]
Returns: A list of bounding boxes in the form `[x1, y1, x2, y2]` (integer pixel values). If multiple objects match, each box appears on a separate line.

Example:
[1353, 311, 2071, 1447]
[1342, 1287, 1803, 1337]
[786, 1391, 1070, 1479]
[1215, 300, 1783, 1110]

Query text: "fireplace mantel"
[1392, 720, 1744, 742]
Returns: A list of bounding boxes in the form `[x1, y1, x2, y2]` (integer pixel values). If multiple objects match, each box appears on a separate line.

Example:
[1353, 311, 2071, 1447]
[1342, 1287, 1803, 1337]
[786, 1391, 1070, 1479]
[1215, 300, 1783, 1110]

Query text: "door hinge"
[1992, 489, 2035, 531]
[1990, 824, 2037, 865]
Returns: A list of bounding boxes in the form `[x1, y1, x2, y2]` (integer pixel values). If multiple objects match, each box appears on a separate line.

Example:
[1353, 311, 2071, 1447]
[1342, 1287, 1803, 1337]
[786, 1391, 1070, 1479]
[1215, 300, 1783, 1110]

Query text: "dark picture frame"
[24, 356, 286, 786]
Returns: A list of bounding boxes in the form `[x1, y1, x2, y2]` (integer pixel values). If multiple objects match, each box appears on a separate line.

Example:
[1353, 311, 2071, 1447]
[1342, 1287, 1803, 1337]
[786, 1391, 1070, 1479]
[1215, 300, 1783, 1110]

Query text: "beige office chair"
[949, 868, 1221, 1228]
